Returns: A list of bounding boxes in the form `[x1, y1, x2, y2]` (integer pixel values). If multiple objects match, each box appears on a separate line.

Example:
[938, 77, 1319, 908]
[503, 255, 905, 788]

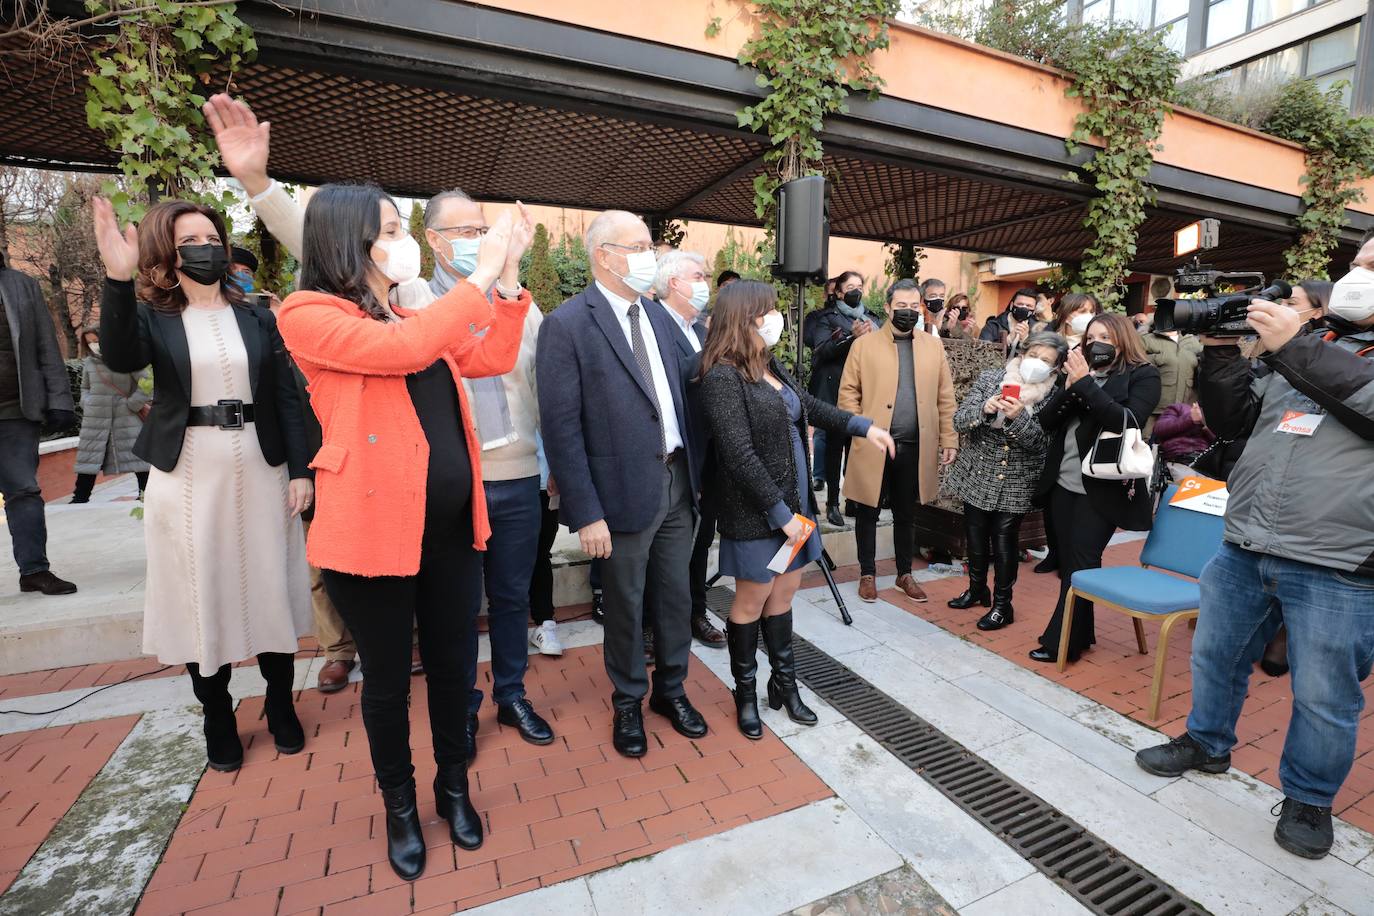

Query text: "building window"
[1075, 0, 1190, 46]
[1214, 23, 1361, 108]
[1205, 0, 1335, 48]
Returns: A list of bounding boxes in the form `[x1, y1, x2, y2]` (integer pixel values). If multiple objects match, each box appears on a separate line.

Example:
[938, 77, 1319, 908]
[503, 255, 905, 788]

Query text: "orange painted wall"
[463, 0, 1374, 216]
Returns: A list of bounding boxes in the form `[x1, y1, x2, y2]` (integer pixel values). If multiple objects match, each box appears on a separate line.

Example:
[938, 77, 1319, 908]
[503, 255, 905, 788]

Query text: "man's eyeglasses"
[602, 242, 654, 254]
[434, 225, 489, 240]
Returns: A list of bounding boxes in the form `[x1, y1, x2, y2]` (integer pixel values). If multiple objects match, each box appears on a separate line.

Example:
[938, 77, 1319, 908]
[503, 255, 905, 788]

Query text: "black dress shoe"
[825, 504, 844, 527]
[812, 478, 824, 492]
[976, 606, 1013, 631]
[497, 697, 554, 745]
[691, 614, 726, 648]
[1033, 556, 1058, 575]
[1028, 646, 1074, 663]
[465, 712, 479, 763]
[648, 694, 708, 739]
[591, 589, 605, 625]
[612, 705, 647, 758]
[1274, 798, 1333, 859]
[1135, 732, 1231, 777]
[19, 571, 77, 595]
[947, 586, 991, 609]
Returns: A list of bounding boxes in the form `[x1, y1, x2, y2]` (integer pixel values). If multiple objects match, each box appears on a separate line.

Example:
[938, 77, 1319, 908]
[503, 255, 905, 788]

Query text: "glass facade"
[1079, 0, 1191, 48]
[1215, 23, 1362, 107]
[1205, 0, 1332, 47]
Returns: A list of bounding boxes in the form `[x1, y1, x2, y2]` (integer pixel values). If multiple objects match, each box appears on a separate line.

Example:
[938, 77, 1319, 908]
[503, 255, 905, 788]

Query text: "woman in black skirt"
[700, 281, 894, 738]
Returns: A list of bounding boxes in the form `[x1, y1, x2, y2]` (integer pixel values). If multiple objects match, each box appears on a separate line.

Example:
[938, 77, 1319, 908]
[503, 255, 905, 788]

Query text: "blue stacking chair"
[1056, 484, 1227, 720]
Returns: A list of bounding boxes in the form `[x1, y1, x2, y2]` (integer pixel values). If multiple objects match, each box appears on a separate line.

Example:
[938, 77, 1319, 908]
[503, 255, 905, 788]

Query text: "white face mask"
[1329, 266, 1374, 322]
[375, 234, 422, 285]
[679, 279, 710, 312]
[611, 249, 657, 296]
[1020, 357, 1053, 384]
[87, 341, 101, 357]
[756, 311, 785, 348]
[1069, 311, 1094, 334]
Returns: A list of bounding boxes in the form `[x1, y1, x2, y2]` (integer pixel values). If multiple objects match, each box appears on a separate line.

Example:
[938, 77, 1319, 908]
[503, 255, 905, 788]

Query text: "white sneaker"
[530, 620, 563, 656]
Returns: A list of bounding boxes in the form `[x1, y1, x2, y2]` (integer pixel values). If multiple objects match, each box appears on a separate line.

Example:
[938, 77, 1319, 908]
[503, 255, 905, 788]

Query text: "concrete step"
[1, 475, 891, 675]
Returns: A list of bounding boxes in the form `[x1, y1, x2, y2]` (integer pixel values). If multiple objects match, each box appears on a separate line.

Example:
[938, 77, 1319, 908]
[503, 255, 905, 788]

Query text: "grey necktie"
[627, 301, 668, 461]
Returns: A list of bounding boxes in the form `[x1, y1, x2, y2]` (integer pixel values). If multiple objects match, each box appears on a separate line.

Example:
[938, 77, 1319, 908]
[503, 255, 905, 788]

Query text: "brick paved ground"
[882, 541, 1374, 834]
[131, 645, 830, 915]
[0, 715, 140, 893]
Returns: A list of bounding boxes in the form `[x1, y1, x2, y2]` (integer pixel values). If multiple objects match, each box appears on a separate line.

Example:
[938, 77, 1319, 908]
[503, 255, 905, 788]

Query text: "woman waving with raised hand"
[93, 195, 314, 777]
[276, 185, 533, 882]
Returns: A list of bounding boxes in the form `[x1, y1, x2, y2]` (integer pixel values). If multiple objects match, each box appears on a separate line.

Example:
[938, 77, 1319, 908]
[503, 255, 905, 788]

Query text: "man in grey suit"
[536, 212, 706, 758]
[0, 251, 78, 595]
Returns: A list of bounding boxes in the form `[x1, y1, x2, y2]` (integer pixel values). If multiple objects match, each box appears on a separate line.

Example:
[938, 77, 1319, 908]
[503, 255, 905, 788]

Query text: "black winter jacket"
[701, 358, 864, 540]
[1035, 362, 1162, 531]
[802, 302, 883, 404]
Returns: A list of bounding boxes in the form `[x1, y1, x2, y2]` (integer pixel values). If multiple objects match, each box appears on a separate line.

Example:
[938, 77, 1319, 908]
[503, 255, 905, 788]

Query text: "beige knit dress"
[141, 306, 311, 669]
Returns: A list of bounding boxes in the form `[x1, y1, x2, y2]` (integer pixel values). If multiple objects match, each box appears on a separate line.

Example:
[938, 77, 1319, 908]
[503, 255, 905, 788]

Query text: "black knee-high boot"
[760, 611, 817, 725]
[950, 505, 992, 609]
[727, 620, 763, 739]
[256, 653, 305, 754]
[979, 513, 1021, 631]
[187, 663, 242, 771]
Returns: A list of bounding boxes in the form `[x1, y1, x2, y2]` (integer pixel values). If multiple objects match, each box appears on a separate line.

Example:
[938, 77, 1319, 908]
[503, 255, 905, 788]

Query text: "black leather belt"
[187, 399, 253, 429]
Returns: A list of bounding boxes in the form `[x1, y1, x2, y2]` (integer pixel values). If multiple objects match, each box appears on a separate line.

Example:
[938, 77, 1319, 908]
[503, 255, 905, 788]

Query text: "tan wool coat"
[837, 323, 959, 508]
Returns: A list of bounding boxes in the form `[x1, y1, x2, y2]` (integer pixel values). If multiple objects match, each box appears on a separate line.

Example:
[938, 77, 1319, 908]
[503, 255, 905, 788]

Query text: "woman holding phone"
[701, 281, 894, 738]
[1030, 314, 1160, 663]
[947, 331, 1067, 630]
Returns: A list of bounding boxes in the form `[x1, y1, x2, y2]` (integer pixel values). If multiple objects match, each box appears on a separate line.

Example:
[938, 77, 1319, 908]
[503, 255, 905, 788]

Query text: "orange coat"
[278, 282, 532, 577]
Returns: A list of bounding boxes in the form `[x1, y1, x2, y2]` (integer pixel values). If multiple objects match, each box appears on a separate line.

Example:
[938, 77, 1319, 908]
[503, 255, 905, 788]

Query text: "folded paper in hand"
[767, 514, 818, 574]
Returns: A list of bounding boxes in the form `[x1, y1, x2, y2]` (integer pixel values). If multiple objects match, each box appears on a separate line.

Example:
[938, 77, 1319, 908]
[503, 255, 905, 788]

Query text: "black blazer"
[1035, 362, 1162, 531]
[665, 313, 713, 488]
[700, 358, 861, 541]
[536, 283, 701, 534]
[99, 279, 309, 478]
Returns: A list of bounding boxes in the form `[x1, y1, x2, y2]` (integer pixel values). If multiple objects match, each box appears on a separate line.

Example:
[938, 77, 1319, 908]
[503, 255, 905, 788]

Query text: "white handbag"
[1082, 409, 1155, 481]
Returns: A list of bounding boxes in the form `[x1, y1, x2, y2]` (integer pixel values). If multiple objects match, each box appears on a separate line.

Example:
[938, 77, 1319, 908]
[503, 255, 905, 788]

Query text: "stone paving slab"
[788, 865, 959, 916]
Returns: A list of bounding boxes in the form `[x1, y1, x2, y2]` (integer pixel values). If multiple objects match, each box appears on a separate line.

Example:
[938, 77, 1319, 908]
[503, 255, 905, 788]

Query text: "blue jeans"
[1187, 542, 1374, 807]
[465, 476, 542, 712]
[811, 428, 827, 484]
[0, 419, 49, 575]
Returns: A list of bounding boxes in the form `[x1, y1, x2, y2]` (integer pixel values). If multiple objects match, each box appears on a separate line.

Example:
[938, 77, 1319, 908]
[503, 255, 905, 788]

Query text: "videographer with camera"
[1136, 236, 1374, 861]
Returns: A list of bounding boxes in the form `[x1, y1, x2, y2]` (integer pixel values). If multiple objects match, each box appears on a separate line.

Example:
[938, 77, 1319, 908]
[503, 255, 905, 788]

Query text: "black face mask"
[925, 298, 945, 314]
[1086, 341, 1117, 369]
[1010, 305, 1035, 322]
[842, 289, 864, 309]
[889, 309, 921, 333]
[178, 244, 230, 286]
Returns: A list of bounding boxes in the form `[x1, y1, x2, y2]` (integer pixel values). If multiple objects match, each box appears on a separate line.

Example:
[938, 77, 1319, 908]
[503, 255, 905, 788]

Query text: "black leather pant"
[962, 503, 1024, 599]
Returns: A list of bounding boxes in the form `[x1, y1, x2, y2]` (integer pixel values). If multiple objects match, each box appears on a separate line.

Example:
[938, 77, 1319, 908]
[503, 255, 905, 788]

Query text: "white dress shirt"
[595, 282, 685, 453]
[668, 305, 702, 353]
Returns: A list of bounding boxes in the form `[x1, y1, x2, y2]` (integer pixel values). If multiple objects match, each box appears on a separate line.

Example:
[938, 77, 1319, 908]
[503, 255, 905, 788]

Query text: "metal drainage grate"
[705, 587, 1206, 916]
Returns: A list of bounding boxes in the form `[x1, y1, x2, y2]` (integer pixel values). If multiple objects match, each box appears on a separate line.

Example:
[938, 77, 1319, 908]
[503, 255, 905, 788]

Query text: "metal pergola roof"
[2, 0, 1368, 279]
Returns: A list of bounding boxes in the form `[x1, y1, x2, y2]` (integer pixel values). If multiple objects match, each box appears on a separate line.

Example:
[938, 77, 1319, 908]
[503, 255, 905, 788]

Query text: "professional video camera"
[1153, 258, 1291, 336]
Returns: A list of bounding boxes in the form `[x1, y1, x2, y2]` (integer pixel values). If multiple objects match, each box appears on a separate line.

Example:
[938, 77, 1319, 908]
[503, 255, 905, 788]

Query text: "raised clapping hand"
[500, 202, 535, 292]
[467, 210, 513, 294]
[92, 197, 138, 282]
[866, 425, 896, 458]
[1065, 347, 1091, 386]
[202, 94, 271, 197]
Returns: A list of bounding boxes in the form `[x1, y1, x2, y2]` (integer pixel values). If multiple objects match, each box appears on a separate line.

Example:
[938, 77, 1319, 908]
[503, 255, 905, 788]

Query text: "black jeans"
[688, 490, 717, 619]
[323, 522, 481, 791]
[854, 441, 920, 577]
[528, 488, 561, 625]
[1038, 485, 1118, 657]
[0, 418, 47, 575]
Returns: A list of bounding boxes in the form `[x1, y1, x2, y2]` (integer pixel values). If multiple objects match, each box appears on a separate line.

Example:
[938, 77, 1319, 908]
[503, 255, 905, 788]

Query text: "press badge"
[1276, 410, 1324, 436]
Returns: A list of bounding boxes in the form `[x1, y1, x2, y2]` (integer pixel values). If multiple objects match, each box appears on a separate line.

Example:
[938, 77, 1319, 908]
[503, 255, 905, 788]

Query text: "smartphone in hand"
[1001, 383, 1021, 401]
